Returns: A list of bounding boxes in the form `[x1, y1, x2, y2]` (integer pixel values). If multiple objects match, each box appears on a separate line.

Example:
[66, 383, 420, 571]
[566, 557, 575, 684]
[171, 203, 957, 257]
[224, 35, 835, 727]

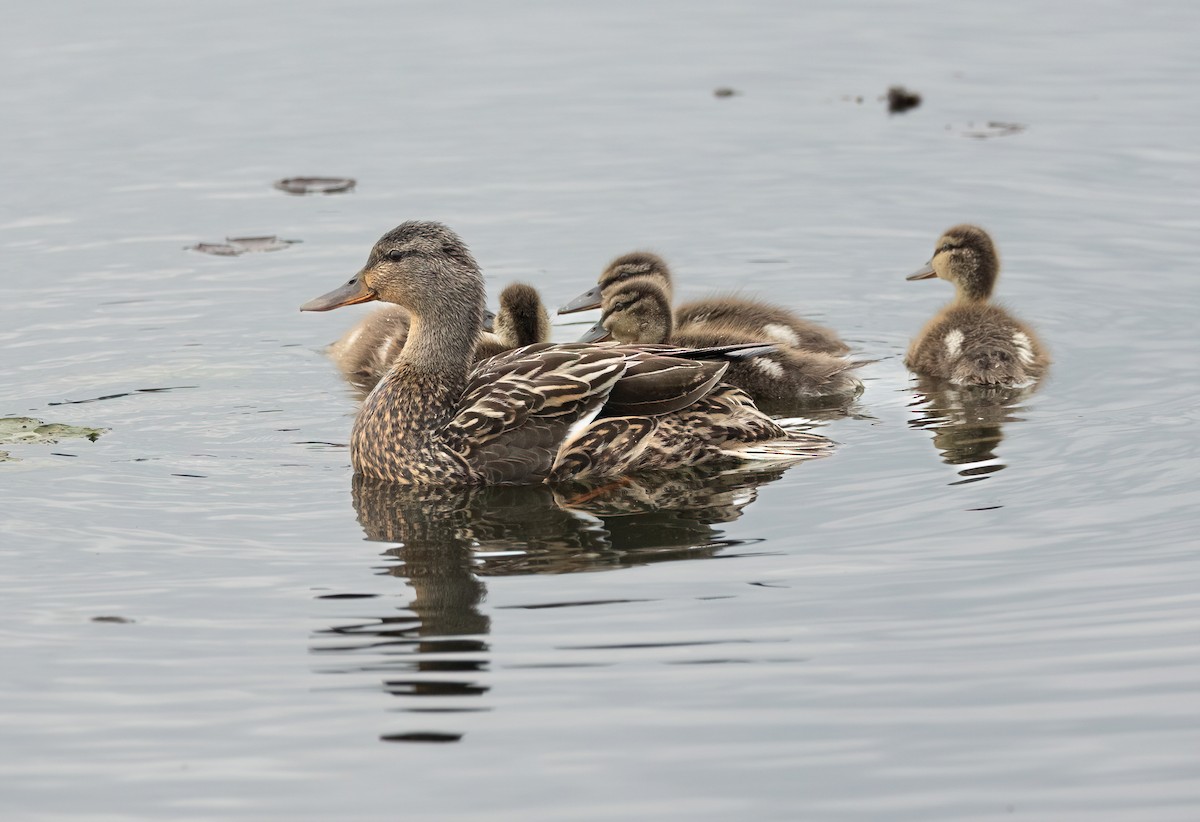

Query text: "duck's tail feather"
[722, 426, 836, 465]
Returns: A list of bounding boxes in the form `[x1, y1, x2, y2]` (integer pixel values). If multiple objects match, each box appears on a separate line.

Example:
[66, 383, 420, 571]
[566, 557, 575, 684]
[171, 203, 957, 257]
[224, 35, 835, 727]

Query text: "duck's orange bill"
[300, 276, 377, 311]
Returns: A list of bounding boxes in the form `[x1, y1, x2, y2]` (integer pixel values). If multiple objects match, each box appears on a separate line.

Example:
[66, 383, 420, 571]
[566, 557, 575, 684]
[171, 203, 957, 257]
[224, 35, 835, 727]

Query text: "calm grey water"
[2, 1, 1199, 819]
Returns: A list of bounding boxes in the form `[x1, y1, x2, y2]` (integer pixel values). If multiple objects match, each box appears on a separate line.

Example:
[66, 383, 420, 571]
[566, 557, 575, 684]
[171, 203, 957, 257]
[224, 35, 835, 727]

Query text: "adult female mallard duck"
[578, 276, 864, 408]
[906, 225, 1049, 387]
[559, 251, 850, 355]
[301, 221, 832, 485]
[329, 282, 550, 394]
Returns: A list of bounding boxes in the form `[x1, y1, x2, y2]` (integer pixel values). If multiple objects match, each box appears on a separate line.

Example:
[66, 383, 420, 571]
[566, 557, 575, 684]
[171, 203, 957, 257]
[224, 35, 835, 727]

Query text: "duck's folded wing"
[444, 343, 757, 484]
[444, 345, 629, 484]
[595, 341, 782, 416]
[599, 348, 729, 416]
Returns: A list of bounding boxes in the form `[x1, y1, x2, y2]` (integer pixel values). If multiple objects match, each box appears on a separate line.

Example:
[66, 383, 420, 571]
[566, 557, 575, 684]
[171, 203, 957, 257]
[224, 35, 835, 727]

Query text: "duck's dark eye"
[386, 249, 408, 262]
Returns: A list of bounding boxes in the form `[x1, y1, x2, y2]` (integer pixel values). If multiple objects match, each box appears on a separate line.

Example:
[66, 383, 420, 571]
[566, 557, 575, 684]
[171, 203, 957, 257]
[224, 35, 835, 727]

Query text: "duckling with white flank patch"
[580, 276, 864, 409]
[559, 252, 851, 356]
[906, 225, 1049, 387]
[330, 282, 551, 395]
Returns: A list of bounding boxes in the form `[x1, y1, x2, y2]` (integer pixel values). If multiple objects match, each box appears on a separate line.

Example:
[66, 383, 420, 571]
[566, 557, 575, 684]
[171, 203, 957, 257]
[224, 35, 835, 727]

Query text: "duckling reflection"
[907, 375, 1039, 482]
[313, 466, 792, 743]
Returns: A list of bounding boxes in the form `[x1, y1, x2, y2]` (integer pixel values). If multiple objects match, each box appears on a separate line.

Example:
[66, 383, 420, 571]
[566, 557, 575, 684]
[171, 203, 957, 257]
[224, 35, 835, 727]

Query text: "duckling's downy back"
[907, 303, 1048, 387]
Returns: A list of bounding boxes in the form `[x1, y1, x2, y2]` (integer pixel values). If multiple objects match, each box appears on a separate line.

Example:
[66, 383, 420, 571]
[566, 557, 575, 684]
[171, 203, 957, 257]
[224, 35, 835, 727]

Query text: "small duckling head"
[599, 252, 674, 301]
[302, 221, 485, 331]
[558, 251, 674, 314]
[580, 279, 673, 344]
[908, 224, 999, 302]
[495, 282, 551, 347]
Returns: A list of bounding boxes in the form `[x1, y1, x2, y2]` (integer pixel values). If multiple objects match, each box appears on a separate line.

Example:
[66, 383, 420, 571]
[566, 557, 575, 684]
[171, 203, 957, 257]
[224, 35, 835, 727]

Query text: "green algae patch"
[0, 417, 108, 446]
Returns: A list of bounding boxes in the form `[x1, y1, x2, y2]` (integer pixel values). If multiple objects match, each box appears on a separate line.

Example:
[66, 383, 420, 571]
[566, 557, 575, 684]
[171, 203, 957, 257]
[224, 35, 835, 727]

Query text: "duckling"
[580, 277, 864, 408]
[327, 305, 411, 395]
[559, 251, 850, 356]
[301, 221, 832, 485]
[906, 225, 1049, 386]
[474, 282, 551, 360]
[330, 282, 551, 394]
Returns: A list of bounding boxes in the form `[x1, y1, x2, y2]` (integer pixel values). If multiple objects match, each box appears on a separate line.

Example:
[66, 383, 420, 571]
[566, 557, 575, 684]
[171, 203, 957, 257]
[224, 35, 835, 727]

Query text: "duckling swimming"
[559, 251, 850, 356]
[905, 225, 1049, 387]
[580, 277, 864, 409]
[301, 221, 832, 485]
[327, 305, 411, 395]
[330, 282, 550, 395]
[474, 282, 551, 360]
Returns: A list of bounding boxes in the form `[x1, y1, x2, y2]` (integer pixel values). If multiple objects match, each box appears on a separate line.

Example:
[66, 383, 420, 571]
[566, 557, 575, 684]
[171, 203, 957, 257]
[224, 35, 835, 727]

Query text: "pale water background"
[2, 1, 1199, 820]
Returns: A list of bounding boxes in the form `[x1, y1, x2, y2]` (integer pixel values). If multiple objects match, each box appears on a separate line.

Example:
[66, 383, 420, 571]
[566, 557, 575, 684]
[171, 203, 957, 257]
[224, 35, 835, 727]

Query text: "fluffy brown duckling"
[331, 282, 550, 395]
[581, 277, 864, 409]
[301, 221, 832, 484]
[474, 282, 551, 360]
[906, 225, 1049, 387]
[559, 251, 850, 356]
[327, 305, 412, 395]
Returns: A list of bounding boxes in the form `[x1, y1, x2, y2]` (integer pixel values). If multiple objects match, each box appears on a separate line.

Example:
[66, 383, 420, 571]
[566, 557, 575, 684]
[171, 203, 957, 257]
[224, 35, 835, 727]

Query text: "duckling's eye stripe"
[936, 244, 960, 254]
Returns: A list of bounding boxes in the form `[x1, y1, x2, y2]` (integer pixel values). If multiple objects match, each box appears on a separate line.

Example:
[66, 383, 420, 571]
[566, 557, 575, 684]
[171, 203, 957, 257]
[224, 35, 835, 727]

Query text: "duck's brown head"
[302, 221, 485, 331]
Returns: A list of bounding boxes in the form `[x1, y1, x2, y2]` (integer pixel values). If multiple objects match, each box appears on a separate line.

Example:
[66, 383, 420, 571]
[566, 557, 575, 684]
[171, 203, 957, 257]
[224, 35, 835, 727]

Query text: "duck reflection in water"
[311, 465, 795, 743]
[907, 375, 1039, 483]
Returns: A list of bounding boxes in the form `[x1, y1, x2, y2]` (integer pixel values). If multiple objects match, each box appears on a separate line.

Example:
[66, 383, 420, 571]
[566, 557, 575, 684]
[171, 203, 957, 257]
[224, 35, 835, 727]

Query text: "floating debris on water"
[91, 615, 135, 624]
[380, 732, 463, 744]
[887, 85, 922, 113]
[955, 121, 1027, 139]
[189, 242, 242, 257]
[0, 417, 107, 445]
[226, 235, 300, 253]
[713, 87, 739, 98]
[49, 386, 197, 407]
[187, 235, 300, 256]
[273, 177, 356, 195]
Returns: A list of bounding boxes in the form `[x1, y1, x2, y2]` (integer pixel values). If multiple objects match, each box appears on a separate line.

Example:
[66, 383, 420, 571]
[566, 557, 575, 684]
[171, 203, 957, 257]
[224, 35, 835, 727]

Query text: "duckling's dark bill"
[907, 263, 937, 281]
[558, 284, 603, 314]
[481, 310, 496, 333]
[578, 320, 612, 343]
[300, 277, 377, 311]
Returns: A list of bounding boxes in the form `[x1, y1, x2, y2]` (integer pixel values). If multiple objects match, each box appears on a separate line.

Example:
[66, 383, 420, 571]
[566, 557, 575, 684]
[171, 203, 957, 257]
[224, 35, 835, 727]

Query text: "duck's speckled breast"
[350, 367, 470, 484]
